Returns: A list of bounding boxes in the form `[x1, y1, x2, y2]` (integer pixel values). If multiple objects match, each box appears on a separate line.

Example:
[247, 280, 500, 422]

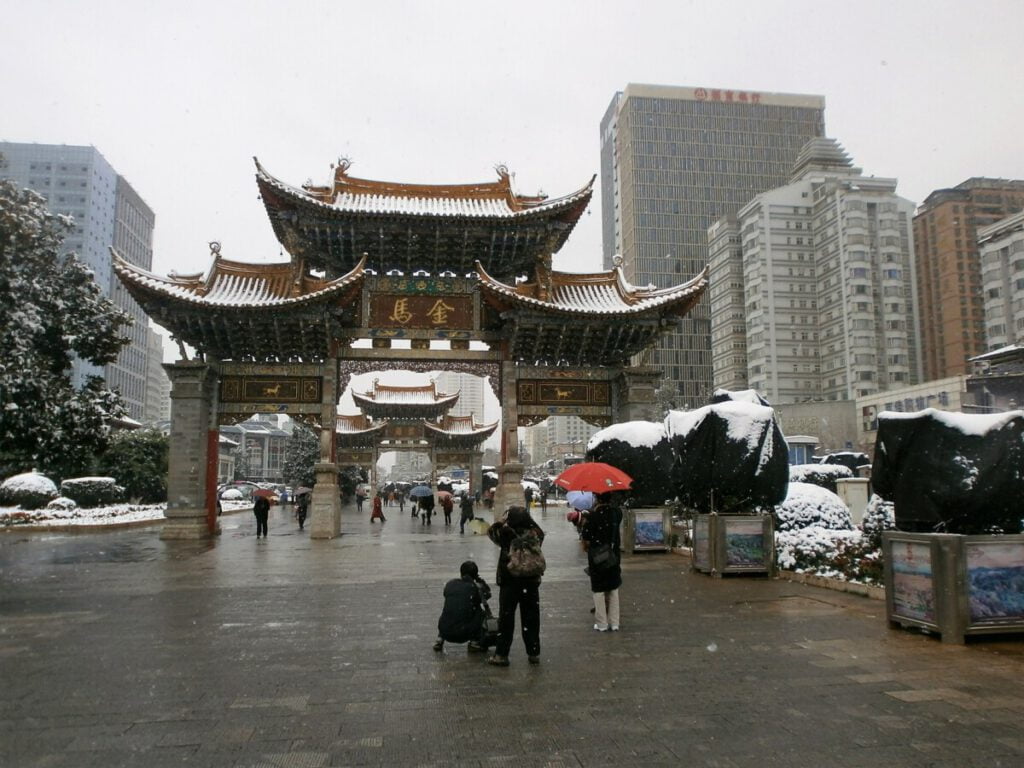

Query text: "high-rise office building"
[0, 142, 155, 420]
[912, 178, 1024, 380]
[709, 138, 919, 403]
[600, 84, 825, 405]
[144, 327, 172, 425]
[434, 371, 487, 424]
[977, 210, 1024, 350]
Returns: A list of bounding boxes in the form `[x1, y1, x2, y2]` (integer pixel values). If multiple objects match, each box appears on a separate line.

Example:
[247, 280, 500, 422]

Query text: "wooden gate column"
[495, 360, 524, 516]
[162, 361, 220, 540]
[311, 357, 342, 539]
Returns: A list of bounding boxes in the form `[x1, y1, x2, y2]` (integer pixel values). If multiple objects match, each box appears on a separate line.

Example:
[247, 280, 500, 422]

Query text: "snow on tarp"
[872, 408, 1024, 534]
[710, 388, 770, 406]
[587, 421, 674, 506]
[665, 399, 789, 513]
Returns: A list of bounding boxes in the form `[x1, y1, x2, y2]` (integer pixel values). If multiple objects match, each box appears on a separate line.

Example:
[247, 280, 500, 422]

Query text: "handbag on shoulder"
[589, 541, 620, 572]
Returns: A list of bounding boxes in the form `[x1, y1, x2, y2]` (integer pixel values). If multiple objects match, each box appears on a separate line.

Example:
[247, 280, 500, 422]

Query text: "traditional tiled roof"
[475, 261, 708, 366]
[335, 414, 388, 447]
[112, 247, 365, 360]
[351, 379, 459, 419]
[254, 158, 594, 280]
[476, 261, 708, 317]
[423, 414, 498, 447]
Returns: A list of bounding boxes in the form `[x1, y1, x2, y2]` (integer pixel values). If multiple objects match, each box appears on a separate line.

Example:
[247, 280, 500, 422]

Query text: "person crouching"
[433, 561, 492, 653]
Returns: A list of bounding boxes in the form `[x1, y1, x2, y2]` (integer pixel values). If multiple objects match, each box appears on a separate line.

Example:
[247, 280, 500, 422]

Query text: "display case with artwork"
[623, 508, 672, 552]
[692, 513, 774, 576]
[882, 532, 1024, 643]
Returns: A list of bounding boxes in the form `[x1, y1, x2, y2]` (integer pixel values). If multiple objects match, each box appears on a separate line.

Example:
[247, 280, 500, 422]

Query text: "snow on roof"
[589, 420, 665, 450]
[879, 407, 1024, 437]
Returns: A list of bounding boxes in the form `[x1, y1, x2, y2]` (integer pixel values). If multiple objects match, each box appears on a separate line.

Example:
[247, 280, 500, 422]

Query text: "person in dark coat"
[419, 494, 434, 525]
[433, 561, 492, 653]
[486, 505, 545, 666]
[296, 492, 309, 530]
[580, 493, 623, 631]
[441, 493, 454, 525]
[253, 495, 270, 539]
[459, 493, 475, 534]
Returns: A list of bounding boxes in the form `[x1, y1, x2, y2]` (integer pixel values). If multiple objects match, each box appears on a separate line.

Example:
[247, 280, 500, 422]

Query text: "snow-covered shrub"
[219, 488, 243, 500]
[0, 471, 59, 510]
[60, 477, 125, 508]
[788, 463, 854, 494]
[861, 494, 896, 549]
[773, 482, 853, 532]
[776, 526, 883, 584]
[46, 496, 78, 511]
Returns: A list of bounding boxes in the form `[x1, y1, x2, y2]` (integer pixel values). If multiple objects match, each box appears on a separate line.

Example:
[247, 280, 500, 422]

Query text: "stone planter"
[883, 531, 1024, 643]
[692, 513, 774, 577]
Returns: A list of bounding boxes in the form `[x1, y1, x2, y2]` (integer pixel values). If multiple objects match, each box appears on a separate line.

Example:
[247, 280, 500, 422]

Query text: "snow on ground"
[0, 499, 252, 528]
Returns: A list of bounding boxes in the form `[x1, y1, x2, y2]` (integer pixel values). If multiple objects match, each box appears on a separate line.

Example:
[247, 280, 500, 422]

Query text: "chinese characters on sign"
[693, 87, 761, 104]
[370, 294, 473, 331]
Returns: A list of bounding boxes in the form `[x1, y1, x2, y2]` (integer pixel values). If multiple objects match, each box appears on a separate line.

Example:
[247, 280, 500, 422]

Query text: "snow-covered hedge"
[773, 482, 853, 532]
[776, 526, 882, 584]
[60, 477, 125, 508]
[788, 463, 854, 493]
[219, 488, 243, 500]
[861, 494, 896, 549]
[0, 471, 59, 510]
[46, 496, 78, 511]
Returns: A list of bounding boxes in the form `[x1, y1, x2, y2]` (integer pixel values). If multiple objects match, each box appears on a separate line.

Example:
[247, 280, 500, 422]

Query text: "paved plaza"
[2, 501, 1024, 767]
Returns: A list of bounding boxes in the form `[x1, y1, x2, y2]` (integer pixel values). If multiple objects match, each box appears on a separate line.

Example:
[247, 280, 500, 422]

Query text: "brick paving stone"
[3, 501, 1024, 767]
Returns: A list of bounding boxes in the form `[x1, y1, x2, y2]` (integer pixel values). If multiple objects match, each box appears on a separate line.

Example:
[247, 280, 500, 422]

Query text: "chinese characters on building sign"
[693, 88, 761, 104]
[370, 294, 473, 330]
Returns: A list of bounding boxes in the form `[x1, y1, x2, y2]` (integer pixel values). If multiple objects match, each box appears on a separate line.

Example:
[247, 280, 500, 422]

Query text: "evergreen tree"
[231, 440, 250, 481]
[0, 171, 130, 480]
[282, 424, 318, 489]
[97, 428, 169, 503]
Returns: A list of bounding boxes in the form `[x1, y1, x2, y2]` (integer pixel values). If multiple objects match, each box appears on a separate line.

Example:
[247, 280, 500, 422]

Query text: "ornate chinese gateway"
[115, 158, 707, 539]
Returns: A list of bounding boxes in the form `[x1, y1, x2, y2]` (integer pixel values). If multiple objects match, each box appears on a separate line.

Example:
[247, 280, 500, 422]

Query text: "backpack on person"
[506, 529, 546, 578]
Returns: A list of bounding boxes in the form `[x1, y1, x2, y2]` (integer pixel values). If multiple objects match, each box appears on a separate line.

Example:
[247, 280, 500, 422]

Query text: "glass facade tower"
[600, 84, 825, 405]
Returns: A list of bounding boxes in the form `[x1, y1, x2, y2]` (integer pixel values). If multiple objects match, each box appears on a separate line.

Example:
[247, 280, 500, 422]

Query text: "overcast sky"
[6, 0, 1024, 396]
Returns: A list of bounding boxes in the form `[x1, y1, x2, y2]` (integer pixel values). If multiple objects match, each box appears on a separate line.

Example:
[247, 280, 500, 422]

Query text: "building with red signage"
[600, 83, 825, 406]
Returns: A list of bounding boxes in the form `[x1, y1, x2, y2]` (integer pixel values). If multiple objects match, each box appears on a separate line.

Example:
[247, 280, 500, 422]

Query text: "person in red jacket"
[370, 492, 386, 523]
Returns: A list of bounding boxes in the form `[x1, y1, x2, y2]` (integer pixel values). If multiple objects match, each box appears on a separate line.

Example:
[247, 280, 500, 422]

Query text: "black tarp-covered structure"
[665, 397, 789, 514]
[585, 421, 675, 506]
[872, 409, 1024, 534]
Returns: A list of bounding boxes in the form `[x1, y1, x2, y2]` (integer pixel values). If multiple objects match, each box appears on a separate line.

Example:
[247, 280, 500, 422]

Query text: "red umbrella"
[554, 462, 633, 492]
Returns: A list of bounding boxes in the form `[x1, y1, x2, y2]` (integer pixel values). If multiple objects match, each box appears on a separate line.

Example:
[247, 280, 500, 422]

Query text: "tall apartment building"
[912, 178, 1024, 379]
[709, 138, 919, 403]
[0, 142, 156, 421]
[600, 84, 825, 405]
[977, 211, 1024, 349]
[144, 327, 172, 424]
[434, 371, 487, 423]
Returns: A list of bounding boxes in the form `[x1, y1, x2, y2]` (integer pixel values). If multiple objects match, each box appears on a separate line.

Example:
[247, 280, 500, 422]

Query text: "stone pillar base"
[493, 462, 525, 520]
[310, 462, 341, 539]
[160, 509, 219, 540]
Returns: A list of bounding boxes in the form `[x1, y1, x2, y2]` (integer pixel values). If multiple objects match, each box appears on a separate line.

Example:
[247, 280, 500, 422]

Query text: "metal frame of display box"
[692, 513, 775, 577]
[882, 531, 1024, 644]
[622, 508, 672, 552]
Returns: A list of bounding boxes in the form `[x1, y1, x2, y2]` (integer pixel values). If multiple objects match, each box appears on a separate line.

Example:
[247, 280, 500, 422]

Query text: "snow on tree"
[0, 172, 130, 480]
[282, 424, 318, 489]
[586, 420, 675, 506]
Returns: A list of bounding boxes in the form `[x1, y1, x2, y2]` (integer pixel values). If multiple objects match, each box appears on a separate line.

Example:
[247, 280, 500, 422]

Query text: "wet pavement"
[2, 501, 1024, 767]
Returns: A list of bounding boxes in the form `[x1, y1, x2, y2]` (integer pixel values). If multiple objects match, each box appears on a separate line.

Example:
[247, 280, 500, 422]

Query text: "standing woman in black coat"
[581, 493, 623, 631]
[486, 505, 545, 666]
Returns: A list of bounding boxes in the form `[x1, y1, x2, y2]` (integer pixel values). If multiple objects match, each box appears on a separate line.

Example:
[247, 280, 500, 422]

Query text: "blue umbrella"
[566, 490, 595, 511]
[409, 485, 434, 498]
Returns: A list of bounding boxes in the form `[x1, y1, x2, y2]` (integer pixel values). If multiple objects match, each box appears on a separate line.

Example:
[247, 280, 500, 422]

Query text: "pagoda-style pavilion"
[116, 158, 707, 540]
[337, 379, 497, 490]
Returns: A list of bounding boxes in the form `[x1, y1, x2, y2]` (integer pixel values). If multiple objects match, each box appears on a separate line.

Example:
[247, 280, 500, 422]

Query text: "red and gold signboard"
[516, 379, 610, 407]
[220, 376, 322, 403]
[385, 423, 425, 441]
[369, 295, 474, 331]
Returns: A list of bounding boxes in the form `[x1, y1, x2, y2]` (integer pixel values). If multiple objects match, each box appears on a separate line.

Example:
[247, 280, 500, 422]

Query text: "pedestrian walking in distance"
[459, 493, 475, 534]
[370, 492, 386, 523]
[253, 495, 270, 539]
[486, 506, 545, 666]
[441, 493, 454, 525]
[296, 492, 309, 531]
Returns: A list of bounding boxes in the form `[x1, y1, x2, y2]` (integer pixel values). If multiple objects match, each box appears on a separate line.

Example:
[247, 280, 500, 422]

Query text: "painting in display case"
[965, 540, 1024, 626]
[633, 509, 667, 550]
[889, 539, 936, 624]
